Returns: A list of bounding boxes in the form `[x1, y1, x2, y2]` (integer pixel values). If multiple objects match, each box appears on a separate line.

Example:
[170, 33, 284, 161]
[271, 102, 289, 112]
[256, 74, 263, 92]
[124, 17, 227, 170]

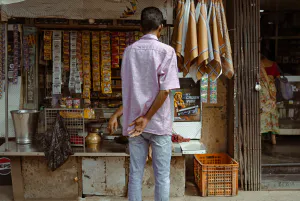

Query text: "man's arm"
[145, 90, 169, 120]
[128, 90, 169, 137]
[108, 105, 123, 134]
[112, 105, 123, 118]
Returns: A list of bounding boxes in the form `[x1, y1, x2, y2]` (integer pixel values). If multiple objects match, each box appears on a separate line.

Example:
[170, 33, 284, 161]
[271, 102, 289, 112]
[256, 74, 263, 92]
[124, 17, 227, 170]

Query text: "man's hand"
[128, 116, 149, 137]
[107, 105, 123, 134]
[128, 90, 169, 137]
[108, 115, 118, 134]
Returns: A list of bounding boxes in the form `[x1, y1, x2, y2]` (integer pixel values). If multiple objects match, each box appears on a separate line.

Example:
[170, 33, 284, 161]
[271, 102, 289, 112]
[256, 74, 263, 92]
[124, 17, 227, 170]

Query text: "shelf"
[112, 86, 122, 89]
[279, 129, 300, 135]
[111, 77, 121, 80]
[91, 97, 122, 100]
[264, 36, 300, 40]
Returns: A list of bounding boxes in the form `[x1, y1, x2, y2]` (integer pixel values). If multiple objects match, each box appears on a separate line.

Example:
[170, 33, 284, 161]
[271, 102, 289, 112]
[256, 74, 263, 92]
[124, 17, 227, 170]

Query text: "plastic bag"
[43, 114, 73, 171]
[276, 76, 293, 101]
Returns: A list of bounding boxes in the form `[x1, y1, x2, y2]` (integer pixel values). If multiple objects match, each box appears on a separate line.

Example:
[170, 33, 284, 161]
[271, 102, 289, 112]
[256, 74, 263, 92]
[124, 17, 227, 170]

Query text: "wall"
[0, 77, 21, 138]
[201, 77, 228, 153]
[185, 78, 228, 180]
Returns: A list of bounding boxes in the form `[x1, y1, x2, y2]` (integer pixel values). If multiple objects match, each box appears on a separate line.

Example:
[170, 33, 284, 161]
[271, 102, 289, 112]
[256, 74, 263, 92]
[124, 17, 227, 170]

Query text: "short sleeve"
[158, 49, 180, 90]
[121, 47, 129, 79]
[273, 63, 281, 77]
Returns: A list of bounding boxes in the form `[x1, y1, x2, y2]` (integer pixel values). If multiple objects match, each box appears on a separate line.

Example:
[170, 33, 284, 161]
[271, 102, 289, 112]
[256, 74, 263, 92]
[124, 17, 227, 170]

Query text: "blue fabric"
[128, 133, 172, 201]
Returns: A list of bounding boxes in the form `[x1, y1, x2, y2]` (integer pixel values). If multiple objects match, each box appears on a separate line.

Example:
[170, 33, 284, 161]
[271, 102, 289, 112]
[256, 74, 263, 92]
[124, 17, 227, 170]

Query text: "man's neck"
[143, 31, 159, 38]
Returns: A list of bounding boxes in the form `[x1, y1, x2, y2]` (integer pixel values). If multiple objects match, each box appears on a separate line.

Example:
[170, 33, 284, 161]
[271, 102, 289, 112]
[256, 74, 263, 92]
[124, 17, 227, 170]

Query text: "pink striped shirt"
[121, 34, 180, 136]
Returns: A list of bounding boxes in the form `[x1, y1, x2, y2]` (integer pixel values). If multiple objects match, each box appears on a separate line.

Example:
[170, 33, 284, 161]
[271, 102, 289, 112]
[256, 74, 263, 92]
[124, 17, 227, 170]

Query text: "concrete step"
[262, 174, 300, 190]
[262, 163, 300, 174]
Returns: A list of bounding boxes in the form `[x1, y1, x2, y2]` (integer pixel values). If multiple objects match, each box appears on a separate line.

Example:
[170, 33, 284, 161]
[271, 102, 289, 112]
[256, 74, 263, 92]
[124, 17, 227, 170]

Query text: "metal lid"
[10, 110, 39, 114]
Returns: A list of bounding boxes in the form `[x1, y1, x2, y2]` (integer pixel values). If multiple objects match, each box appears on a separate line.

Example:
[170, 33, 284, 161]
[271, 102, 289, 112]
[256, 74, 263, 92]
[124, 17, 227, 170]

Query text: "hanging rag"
[219, 0, 234, 79]
[171, 0, 185, 70]
[43, 114, 73, 171]
[204, 0, 225, 81]
[190, 0, 212, 82]
[172, 0, 198, 74]
[193, 0, 219, 104]
[182, 0, 198, 76]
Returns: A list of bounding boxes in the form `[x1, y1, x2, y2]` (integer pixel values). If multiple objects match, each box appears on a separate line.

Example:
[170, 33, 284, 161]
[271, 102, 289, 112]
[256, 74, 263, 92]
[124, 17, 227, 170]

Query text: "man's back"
[121, 34, 179, 136]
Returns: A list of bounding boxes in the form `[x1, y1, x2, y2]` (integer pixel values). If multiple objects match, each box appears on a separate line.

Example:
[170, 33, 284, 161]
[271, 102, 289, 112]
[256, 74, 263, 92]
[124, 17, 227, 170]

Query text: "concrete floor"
[1, 185, 300, 201]
[262, 135, 300, 164]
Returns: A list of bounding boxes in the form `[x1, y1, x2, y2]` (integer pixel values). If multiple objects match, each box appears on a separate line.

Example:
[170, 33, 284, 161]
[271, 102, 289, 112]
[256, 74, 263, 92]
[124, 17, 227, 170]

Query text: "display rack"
[45, 108, 85, 146]
[278, 76, 300, 136]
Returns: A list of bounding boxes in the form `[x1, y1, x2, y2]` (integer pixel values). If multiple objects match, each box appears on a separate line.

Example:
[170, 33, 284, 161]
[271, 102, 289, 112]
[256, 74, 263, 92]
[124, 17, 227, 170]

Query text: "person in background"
[260, 53, 281, 145]
[107, 7, 180, 201]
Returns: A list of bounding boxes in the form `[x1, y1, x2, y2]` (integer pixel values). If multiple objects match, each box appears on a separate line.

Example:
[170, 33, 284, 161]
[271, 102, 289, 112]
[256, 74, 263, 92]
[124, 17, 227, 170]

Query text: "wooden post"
[231, 0, 261, 191]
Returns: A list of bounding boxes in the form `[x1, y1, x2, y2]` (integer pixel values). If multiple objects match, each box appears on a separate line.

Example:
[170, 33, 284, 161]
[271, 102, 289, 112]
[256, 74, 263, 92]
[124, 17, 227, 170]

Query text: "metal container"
[85, 132, 101, 149]
[10, 110, 39, 144]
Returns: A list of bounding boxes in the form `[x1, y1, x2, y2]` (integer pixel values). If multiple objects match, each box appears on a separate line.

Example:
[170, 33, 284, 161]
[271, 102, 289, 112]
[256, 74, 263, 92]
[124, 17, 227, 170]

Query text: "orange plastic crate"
[194, 153, 239, 197]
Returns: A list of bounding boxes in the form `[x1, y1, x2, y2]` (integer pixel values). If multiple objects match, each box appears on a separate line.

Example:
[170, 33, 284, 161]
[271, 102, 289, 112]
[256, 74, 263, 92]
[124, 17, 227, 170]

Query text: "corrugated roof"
[0, 0, 168, 20]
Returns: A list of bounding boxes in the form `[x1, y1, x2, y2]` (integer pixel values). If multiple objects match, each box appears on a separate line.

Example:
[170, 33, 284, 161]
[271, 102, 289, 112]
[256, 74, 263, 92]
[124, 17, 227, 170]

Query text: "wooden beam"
[34, 24, 140, 30]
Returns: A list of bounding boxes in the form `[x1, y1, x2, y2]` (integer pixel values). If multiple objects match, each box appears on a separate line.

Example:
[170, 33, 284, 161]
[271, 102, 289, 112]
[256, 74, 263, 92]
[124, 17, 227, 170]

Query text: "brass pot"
[90, 128, 101, 133]
[85, 132, 101, 146]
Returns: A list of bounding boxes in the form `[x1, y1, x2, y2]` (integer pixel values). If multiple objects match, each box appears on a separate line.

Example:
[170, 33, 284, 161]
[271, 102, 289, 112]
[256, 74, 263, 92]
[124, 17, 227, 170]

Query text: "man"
[108, 7, 180, 201]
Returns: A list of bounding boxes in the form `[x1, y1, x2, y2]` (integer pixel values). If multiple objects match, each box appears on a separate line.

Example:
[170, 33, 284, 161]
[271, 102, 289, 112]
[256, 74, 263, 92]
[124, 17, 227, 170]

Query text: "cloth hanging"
[171, 0, 185, 70]
[172, 0, 232, 104]
[174, 0, 234, 81]
[182, 0, 198, 76]
[219, 0, 234, 79]
[190, 0, 213, 82]
[202, 0, 224, 81]
[172, 0, 198, 74]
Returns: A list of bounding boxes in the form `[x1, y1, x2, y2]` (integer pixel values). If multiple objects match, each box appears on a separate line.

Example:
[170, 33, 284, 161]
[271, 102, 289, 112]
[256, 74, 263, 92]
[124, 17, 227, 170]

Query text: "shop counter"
[0, 140, 183, 157]
[0, 140, 194, 201]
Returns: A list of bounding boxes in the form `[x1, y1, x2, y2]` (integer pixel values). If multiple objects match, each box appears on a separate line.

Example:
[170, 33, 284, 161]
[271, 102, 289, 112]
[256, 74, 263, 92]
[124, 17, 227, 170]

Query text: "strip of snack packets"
[44, 30, 52, 61]
[82, 31, 91, 103]
[70, 31, 81, 94]
[63, 31, 70, 71]
[52, 31, 62, 95]
[77, 32, 83, 83]
[92, 32, 101, 92]
[100, 31, 112, 94]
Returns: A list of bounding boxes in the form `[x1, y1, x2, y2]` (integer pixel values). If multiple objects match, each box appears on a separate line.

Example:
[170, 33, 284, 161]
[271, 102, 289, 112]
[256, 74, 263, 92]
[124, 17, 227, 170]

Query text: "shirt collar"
[141, 34, 158, 41]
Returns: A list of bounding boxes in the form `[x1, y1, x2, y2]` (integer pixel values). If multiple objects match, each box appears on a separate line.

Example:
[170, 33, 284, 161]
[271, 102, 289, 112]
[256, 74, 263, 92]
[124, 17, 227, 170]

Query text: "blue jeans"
[128, 133, 172, 201]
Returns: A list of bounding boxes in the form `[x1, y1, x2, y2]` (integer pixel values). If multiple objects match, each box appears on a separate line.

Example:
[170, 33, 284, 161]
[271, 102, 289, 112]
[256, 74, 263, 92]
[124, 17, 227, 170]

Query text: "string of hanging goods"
[172, 0, 234, 82]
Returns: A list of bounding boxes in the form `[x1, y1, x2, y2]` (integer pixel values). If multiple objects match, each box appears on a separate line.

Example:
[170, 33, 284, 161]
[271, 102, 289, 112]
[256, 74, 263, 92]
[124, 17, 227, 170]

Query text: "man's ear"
[158, 24, 163, 32]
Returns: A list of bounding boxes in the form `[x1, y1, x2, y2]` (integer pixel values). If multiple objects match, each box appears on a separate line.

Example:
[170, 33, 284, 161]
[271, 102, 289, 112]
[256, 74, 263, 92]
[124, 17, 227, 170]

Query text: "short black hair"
[141, 7, 164, 33]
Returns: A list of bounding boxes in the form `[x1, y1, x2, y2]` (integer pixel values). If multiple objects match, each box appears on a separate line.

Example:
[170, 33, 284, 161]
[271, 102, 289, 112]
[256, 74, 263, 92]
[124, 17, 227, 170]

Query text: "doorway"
[260, 0, 300, 190]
